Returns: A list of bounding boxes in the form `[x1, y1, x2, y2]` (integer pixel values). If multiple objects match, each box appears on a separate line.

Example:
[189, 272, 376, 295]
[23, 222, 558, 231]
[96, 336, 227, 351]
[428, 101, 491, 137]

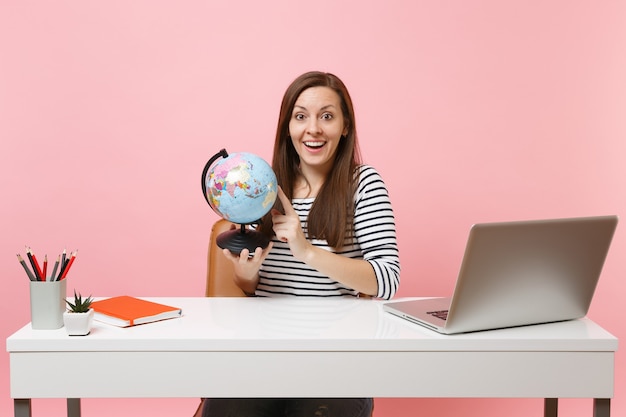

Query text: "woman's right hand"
[222, 242, 273, 293]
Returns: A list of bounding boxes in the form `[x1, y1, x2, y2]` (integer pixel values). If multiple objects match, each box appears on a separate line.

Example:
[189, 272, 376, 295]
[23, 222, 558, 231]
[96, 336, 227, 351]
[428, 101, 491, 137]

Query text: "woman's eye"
[294, 114, 305, 121]
[321, 113, 333, 120]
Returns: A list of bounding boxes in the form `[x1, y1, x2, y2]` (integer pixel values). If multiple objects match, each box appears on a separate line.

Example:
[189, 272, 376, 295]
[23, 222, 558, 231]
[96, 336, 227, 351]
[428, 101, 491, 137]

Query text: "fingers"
[223, 242, 273, 263]
[277, 186, 297, 215]
[239, 248, 251, 262]
[222, 247, 253, 262]
[222, 248, 237, 261]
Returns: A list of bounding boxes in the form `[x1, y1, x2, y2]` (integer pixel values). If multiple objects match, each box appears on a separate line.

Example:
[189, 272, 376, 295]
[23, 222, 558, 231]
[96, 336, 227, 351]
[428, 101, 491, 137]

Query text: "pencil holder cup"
[29, 280, 67, 330]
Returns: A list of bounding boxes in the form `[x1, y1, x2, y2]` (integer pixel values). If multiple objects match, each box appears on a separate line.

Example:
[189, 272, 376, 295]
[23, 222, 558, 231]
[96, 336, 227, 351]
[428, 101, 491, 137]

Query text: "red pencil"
[60, 251, 77, 280]
[42, 255, 48, 281]
[28, 248, 44, 281]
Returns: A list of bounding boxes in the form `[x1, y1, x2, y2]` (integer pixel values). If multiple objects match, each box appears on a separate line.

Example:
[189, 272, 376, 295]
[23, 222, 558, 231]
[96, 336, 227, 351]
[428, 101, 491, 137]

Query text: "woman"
[201, 71, 400, 417]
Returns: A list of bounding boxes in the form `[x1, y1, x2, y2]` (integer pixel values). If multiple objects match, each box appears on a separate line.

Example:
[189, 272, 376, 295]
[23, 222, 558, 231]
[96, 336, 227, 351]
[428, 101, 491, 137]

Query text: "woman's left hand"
[271, 186, 312, 262]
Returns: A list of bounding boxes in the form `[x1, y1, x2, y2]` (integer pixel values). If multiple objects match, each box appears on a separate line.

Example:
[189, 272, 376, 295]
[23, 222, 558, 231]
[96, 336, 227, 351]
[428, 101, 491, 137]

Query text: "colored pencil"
[26, 247, 43, 281]
[49, 255, 60, 282]
[57, 249, 68, 279]
[60, 250, 77, 280]
[30, 249, 44, 281]
[42, 255, 48, 281]
[17, 254, 36, 281]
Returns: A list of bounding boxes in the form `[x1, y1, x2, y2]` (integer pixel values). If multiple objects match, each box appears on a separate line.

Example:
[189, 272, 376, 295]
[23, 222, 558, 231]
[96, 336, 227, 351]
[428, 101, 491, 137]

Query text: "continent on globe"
[203, 151, 277, 225]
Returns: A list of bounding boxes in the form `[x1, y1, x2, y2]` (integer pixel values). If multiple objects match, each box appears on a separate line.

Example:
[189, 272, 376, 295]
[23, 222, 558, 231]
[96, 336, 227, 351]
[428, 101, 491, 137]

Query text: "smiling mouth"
[304, 141, 325, 149]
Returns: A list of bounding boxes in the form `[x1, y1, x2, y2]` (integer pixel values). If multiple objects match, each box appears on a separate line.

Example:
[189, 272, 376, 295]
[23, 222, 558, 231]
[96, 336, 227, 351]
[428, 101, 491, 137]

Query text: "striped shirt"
[256, 165, 400, 299]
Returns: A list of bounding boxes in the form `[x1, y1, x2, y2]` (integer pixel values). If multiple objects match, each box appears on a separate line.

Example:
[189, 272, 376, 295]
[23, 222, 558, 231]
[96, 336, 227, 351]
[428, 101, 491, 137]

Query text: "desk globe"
[201, 149, 278, 254]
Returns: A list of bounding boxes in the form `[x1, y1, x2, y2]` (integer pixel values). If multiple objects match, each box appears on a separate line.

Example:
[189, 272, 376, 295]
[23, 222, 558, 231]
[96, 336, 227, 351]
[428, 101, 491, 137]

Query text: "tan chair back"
[205, 219, 245, 297]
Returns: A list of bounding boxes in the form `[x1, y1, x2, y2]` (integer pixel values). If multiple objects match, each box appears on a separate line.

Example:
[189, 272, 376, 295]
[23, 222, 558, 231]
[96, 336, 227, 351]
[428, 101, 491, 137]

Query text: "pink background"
[1, 1, 624, 416]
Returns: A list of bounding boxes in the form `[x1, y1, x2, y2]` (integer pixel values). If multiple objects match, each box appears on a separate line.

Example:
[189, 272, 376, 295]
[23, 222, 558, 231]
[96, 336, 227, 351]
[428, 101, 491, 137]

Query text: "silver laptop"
[384, 215, 618, 334]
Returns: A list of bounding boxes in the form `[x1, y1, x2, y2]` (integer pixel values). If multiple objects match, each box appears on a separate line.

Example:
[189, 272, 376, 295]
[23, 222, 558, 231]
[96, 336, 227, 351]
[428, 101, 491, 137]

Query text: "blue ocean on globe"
[204, 152, 277, 224]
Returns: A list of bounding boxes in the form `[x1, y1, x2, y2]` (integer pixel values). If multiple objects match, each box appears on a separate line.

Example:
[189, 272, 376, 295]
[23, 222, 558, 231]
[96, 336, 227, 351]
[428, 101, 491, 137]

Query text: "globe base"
[216, 226, 271, 255]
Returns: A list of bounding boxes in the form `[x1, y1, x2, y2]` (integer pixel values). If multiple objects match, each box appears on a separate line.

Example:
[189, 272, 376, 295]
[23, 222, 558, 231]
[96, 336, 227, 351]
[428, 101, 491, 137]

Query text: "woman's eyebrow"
[294, 104, 336, 111]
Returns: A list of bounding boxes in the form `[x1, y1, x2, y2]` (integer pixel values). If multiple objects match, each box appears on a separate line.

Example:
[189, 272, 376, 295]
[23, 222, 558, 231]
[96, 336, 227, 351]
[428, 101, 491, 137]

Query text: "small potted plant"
[63, 290, 94, 336]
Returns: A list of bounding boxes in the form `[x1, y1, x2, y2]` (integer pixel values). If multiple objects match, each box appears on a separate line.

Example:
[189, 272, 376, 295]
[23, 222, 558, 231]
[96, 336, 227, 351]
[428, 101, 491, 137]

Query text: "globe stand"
[216, 224, 270, 255]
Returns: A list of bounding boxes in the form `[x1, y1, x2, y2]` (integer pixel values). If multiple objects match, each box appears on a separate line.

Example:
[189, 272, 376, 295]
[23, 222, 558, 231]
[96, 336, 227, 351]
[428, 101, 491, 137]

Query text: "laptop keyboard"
[427, 310, 449, 321]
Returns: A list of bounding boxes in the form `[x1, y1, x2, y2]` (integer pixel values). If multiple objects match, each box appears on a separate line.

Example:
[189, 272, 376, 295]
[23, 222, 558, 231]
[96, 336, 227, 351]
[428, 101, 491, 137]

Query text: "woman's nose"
[306, 119, 322, 134]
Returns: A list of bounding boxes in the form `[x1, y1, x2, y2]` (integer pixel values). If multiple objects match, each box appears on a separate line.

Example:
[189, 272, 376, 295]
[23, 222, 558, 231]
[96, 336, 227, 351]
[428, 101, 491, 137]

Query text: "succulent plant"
[66, 290, 93, 313]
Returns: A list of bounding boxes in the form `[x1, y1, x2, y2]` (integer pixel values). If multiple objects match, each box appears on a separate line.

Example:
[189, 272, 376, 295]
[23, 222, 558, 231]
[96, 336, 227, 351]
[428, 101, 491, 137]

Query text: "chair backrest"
[205, 219, 245, 297]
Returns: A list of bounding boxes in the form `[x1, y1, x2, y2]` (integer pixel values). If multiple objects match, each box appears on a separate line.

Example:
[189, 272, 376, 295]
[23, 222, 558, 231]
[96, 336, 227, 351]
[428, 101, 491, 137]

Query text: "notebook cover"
[91, 295, 182, 327]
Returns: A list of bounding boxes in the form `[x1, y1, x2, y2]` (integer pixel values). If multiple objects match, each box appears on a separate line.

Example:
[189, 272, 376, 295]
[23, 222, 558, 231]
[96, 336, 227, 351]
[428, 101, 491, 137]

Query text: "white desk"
[6, 297, 618, 417]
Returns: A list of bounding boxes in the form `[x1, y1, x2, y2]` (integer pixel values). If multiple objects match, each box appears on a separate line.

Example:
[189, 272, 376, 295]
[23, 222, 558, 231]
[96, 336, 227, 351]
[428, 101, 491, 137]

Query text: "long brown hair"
[260, 71, 362, 249]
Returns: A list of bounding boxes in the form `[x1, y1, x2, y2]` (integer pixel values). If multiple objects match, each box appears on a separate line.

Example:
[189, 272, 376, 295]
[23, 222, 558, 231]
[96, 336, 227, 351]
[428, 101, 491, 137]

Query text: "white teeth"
[304, 141, 325, 148]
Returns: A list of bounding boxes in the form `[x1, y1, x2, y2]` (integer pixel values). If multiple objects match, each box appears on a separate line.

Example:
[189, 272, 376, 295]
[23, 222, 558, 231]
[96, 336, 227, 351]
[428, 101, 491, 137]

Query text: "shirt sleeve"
[353, 165, 401, 299]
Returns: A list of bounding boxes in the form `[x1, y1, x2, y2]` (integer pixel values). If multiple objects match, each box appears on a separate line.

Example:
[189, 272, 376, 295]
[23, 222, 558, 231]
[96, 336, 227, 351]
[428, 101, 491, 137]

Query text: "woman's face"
[289, 86, 347, 175]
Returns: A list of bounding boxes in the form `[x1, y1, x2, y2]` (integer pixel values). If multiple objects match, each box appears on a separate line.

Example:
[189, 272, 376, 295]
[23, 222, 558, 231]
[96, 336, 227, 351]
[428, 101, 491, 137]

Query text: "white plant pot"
[63, 309, 94, 336]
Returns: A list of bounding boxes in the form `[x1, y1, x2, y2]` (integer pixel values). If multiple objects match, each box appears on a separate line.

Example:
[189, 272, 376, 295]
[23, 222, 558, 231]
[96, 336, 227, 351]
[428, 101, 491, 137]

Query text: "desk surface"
[7, 297, 618, 351]
[6, 297, 619, 400]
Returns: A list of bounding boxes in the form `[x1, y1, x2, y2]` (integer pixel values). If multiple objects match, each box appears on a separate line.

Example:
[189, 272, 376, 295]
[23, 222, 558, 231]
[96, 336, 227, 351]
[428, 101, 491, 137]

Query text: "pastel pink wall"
[1, 1, 624, 416]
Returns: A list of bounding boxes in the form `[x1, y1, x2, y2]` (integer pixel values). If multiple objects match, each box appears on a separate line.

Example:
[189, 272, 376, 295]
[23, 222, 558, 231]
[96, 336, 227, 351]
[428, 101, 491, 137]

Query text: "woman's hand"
[221, 227, 273, 294]
[271, 187, 379, 297]
[271, 186, 312, 262]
